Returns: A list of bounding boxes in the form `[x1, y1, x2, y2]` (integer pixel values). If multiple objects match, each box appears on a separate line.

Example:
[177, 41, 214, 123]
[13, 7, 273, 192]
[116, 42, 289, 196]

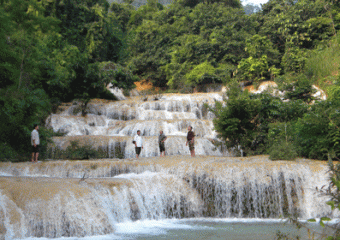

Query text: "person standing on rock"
[159, 130, 167, 157]
[133, 130, 143, 158]
[31, 124, 40, 163]
[186, 126, 195, 157]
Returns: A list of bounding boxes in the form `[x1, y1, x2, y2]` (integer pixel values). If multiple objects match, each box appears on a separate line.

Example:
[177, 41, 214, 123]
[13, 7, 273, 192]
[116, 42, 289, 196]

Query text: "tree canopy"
[1, 0, 340, 161]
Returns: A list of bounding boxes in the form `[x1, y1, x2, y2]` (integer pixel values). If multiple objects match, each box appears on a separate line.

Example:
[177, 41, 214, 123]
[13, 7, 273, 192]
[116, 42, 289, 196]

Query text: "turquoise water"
[21, 218, 334, 240]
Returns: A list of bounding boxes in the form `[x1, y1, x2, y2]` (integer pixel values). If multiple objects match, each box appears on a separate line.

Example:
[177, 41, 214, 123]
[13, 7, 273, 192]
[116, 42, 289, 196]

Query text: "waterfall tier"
[0, 156, 335, 239]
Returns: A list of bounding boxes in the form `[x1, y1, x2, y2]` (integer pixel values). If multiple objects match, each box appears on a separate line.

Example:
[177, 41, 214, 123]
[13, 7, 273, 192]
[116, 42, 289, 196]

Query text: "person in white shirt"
[133, 130, 143, 158]
[31, 124, 40, 163]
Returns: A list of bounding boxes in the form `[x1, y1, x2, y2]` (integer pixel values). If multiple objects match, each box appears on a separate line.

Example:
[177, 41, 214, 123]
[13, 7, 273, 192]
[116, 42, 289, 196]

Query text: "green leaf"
[320, 217, 331, 221]
[320, 220, 325, 227]
[326, 201, 335, 210]
[307, 218, 316, 222]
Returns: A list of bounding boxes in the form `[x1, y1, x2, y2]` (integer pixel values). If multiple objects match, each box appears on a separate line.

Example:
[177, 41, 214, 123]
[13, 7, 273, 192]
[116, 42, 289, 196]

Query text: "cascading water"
[0, 156, 337, 239]
[46, 93, 226, 158]
[0, 91, 337, 239]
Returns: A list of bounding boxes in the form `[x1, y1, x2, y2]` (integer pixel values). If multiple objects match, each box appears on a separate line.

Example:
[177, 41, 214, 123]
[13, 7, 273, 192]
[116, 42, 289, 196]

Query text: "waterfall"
[0, 169, 202, 239]
[46, 93, 225, 159]
[0, 156, 336, 239]
[0, 90, 336, 239]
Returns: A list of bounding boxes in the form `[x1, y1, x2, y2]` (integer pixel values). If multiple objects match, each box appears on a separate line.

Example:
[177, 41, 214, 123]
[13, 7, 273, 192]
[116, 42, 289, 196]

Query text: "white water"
[0, 157, 337, 239]
[46, 93, 227, 158]
[1, 88, 336, 239]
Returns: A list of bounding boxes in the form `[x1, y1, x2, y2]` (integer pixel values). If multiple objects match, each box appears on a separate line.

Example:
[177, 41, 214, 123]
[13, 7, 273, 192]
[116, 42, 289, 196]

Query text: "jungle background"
[1, 0, 340, 162]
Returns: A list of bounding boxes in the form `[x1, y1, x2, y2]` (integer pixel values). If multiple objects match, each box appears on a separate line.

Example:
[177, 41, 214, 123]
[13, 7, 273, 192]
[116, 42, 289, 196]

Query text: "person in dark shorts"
[133, 130, 143, 158]
[186, 126, 195, 157]
[31, 124, 40, 163]
[158, 130, 167, 157]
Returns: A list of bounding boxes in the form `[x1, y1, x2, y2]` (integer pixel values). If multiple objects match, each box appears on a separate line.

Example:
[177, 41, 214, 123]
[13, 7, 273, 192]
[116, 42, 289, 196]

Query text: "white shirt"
[31, 129, 40, 145]
[134, 134, 143, 147]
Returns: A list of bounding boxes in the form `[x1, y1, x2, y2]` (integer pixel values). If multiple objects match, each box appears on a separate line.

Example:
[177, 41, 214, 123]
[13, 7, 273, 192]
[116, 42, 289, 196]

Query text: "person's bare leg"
[35, 152, 39, 162]
[191, 150, 195, 157]
[31, 153, 35, 162]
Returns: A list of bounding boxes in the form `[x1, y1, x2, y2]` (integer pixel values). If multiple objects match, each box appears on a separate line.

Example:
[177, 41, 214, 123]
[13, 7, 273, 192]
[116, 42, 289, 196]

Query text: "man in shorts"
[158, 130, 167, 157]
[31, 124, 40, 162]
[133, 130, 143, 158]
[186, 126, 195, 157]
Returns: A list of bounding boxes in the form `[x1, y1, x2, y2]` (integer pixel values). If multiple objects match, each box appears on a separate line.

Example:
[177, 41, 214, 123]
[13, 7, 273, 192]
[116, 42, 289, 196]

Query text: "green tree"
[294, 99, 340, 160]
[237, 34, 280, 83]
[0, 6, 19, 89]
[53, 0, 123, 62]
[175, 0, 242, 8]
[110, 2, 134, 32]
[211, 82, 262, 152]
[185, 61, 221, 86]
[258, 0, 339, 74]
[100, 61, 139, 90]
[279, 74, 316, 103]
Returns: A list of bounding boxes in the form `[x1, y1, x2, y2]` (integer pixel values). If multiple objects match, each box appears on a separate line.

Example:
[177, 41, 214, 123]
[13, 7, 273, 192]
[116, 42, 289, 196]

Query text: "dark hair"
[137, 130, 140, 132]
[33, 124, 38, 129]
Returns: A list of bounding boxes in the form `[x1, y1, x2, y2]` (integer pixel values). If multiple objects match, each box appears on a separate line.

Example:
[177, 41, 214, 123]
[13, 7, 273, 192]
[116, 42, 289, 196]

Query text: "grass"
[305, 35, 340, 90]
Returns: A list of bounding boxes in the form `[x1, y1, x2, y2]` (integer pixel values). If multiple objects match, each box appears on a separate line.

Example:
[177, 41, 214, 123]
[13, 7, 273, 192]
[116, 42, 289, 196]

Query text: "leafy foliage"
[279, 74, 316, 103]
[294, 99, 340, 160]
[1, 0, 340, 162]
[0, 0, 135, 161]
[268, 140, 298, 161]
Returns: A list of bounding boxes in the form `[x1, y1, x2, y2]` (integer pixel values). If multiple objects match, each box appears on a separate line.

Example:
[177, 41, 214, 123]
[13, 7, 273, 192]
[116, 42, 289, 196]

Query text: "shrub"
[66, 141, 97, 160]
[268, 140, 298, 160]
[294, 100, 340, 160]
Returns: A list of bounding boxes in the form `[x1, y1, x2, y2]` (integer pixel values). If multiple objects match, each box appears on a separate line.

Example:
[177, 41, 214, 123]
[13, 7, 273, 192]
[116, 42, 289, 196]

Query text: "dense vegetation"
[0, 0, 340, 161]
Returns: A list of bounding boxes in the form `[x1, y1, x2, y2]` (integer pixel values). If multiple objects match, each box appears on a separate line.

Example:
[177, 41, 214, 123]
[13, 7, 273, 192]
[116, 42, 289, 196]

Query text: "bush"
[279, 74, 316, 103]
[294, 100, 340, 160]
[0, 143, 20, 162]
[65, 141, 97, 160]
[48, 140, 112, 160]
[268, 140, 298, 160]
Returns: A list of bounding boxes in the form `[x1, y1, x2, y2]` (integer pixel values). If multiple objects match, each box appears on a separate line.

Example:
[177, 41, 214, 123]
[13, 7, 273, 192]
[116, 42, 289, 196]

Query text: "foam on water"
[112, 171, 159, 179]
[114, 219, 194, 235]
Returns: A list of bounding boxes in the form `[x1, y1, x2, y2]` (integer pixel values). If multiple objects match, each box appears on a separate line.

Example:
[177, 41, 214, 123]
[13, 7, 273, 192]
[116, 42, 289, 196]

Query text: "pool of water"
[19, 218, 334, 240]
